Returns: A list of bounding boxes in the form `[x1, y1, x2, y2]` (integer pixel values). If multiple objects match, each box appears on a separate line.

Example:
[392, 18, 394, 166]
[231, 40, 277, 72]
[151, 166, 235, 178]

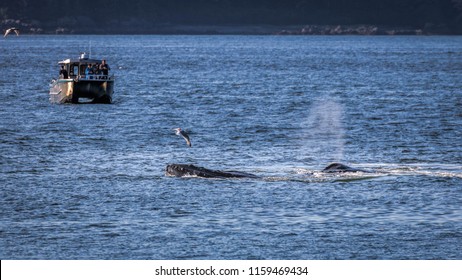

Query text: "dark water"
[0, 35, 461, 259]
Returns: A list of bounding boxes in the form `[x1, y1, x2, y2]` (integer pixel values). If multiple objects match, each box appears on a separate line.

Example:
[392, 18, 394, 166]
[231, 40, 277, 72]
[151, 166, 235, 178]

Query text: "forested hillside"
[1, 0, 461, 34]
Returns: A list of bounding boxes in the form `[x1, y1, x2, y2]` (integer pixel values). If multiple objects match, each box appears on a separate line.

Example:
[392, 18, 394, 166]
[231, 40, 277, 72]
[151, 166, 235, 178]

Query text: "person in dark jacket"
[59, 65, 68, 79]
[99, 59, 110, 76]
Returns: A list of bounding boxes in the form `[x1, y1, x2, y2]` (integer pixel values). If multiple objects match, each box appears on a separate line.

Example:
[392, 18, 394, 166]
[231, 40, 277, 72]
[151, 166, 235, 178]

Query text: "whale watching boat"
[49, 53, 114, 103]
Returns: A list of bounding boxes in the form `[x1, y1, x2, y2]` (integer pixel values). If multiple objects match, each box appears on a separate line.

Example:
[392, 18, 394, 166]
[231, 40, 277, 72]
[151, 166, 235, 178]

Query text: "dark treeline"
[1, 0, 461, 34]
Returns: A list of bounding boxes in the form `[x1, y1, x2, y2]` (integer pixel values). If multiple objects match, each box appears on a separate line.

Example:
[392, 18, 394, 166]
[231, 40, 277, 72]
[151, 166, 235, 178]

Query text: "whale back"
[322, 163, 369, 173]
[166, 164, 259, 178]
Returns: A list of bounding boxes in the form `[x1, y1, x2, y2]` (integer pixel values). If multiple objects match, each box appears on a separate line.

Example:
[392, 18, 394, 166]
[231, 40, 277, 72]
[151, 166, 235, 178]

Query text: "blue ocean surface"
[0, 35, 461, 259]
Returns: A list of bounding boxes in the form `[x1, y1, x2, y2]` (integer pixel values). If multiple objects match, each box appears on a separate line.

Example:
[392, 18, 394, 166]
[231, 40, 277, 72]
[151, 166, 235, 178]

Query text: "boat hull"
[49, 78, 114, 104]
[49, 79, 74, 103]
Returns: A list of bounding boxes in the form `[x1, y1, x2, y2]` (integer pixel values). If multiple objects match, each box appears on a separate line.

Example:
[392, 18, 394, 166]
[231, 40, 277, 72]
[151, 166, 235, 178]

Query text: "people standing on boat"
[85, 64, 94, 76]
[59, 65, 68, 79]
[93, 63, 101, 75]
[99, 59, 110, 76]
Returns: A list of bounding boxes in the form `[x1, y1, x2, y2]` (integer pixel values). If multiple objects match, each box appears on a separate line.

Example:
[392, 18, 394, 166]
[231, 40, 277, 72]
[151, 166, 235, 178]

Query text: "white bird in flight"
[4, 27, 19, 37]
[173, 128, 191, 147]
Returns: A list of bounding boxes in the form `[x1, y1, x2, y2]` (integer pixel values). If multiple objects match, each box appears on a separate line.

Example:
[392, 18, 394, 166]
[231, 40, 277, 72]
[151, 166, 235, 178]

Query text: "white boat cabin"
[58, 52, 113, 81]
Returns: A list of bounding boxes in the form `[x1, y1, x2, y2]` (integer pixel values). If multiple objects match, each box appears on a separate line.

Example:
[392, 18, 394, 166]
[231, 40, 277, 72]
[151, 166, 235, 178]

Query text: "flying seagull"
[173, 128, 191, 147]
[4, 27, 19, 37]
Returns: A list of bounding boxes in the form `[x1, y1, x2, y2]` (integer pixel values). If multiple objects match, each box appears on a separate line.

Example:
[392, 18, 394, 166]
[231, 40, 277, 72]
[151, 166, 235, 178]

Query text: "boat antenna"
[89, 41, 92, 58]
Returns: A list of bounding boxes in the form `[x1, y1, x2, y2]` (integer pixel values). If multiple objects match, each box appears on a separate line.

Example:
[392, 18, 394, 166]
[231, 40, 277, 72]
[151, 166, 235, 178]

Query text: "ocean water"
[0, 35, 461, 259]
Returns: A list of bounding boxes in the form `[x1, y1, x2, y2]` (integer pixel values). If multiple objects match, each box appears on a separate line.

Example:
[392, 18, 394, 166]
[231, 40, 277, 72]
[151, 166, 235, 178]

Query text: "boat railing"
[76, 75, 114, 81]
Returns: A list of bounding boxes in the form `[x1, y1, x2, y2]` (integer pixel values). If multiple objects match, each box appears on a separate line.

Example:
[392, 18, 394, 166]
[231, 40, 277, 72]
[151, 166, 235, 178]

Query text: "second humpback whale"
[322, 163, 371, 173]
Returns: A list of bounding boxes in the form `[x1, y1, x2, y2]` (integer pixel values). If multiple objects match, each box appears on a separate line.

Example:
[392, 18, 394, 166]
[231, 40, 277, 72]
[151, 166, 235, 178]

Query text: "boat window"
[69, 65, 78, 77]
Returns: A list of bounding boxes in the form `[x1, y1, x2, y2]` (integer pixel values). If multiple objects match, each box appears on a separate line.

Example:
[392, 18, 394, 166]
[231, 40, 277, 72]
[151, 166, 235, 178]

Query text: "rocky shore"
[1, 19, 44, 35]
[1, 18, 458, 35]
[276, 23, 455, 35]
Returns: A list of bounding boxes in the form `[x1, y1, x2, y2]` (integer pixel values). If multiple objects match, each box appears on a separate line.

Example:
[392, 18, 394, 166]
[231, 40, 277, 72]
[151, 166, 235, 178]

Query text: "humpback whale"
[166, 164, 259, 179]
[322, 163, 370, 173]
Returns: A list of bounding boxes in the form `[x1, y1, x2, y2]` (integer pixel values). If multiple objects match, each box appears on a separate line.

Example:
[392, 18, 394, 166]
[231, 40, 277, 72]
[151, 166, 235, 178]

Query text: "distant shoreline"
[2, 21, 460, 35]
[2, 0, 461, 36]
